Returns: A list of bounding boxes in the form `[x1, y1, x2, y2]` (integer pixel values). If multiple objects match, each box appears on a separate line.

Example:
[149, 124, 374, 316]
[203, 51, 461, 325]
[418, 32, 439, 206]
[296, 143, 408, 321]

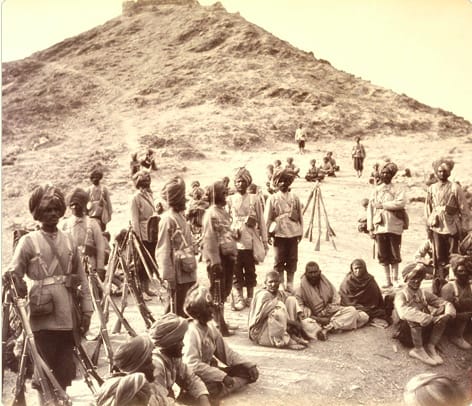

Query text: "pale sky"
[2, 0, 471, 121]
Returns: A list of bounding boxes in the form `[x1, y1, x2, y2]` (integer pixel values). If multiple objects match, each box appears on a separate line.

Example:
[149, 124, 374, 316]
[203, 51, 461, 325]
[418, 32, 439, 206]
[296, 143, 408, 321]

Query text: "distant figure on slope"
[351, 136, 366, 178]
[140, 149, 158, 171]
[294, 123, 306, 155]
[130, 152, 141, 177]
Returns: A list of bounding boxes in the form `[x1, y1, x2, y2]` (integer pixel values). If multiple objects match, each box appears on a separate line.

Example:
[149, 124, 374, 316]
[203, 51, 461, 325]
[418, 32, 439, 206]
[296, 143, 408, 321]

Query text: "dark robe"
[339, 271, 386, 320]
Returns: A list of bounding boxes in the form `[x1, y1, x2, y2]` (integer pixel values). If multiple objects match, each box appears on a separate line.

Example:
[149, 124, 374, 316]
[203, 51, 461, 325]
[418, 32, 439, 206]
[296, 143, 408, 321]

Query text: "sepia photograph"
[2, 1, 472, 405]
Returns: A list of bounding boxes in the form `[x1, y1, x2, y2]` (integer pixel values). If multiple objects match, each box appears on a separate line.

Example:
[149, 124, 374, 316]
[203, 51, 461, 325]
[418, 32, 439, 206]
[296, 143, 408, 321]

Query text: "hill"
[2, 2, 472, 405]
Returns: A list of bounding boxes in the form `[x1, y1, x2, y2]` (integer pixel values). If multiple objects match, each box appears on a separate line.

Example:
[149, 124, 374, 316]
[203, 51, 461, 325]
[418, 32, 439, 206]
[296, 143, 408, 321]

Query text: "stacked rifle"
[303, 182, 337, 251]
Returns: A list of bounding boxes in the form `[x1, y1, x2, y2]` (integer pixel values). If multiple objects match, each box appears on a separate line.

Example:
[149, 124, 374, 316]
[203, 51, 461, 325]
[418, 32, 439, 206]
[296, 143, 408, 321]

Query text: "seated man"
[440, 254, 472, 350]
[96, 372, 166, 406]
[113, 335, 169, 401]
[320, 157, 336, 177]
[285, 157, 300, 176]
[393, 263, 455, 366]
[248, 271, 320, 349]
[183, 285, 259, 403]
[339, 259, 389, 323]
[295, 262, 369, 339]
[150, 313, 210, 405]
[305, 159, 325, 182]
[325, 152, 339, 172]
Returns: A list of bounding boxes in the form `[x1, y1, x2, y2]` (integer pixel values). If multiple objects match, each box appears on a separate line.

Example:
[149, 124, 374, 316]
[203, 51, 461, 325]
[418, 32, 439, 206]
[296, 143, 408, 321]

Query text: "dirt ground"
[2, 134, 472, 405]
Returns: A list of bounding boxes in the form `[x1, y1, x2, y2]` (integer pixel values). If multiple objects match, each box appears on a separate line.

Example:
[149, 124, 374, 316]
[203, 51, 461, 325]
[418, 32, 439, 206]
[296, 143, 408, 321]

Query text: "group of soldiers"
[3, 148, 472, 404]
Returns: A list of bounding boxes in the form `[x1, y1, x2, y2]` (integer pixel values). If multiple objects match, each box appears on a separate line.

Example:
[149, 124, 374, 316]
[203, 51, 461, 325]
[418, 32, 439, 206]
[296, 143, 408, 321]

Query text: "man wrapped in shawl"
[150, 313, 209, 405]
[295, 262, 369, 339]
[264, 168, 303, 292]
[440, 254, 472, 350]
[339, 259, 388, 323]
[156, 176, 196, 317]
[248, 271, 321, 348]
[183, 285, 258, 403]
[425, 158, 470, 286]
[87, 167, 113, 231]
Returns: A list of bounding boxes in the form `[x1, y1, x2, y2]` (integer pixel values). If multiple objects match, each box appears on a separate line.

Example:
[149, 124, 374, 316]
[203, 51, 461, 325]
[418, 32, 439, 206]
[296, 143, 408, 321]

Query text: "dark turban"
[96, 372, 152, 406]
[90, 168, 104, 180]
[402, 262, 427, 282]
[207, 181, 226, 204]
[150, 313, 188, 349]
[161, 176, 186, 208]
[132, 170, 151, 188]
[184, 284, 213, 319]
[113, 336, 153, 373]
[29, 184, 66, 221]
[272, 168, 297, 187]
[449, 254, 468, 273]
[432, 158, 454, 175]
[381, 162, 398, 177]
[234, 167, 252, 186]
[66, 187, 89, 209]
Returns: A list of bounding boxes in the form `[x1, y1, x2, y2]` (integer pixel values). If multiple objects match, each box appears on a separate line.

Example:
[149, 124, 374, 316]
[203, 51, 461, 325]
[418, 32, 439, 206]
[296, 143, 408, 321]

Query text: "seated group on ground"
[305, 152, 340, 182]
[5, 149, 472, 406]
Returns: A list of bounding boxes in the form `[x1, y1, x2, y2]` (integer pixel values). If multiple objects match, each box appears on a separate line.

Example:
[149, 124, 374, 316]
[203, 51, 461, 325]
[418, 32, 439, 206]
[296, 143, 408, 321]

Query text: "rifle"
[211, 267, 225, 335]
[84, 257, 114, 372]
[4, 274, 72, 406]
[426, 189, 441, 295]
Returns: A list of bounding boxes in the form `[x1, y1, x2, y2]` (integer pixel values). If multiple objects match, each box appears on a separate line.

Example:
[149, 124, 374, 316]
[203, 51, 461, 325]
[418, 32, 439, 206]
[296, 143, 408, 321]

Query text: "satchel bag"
[146, 215, 160, 243]
[171, 216, 197, 274]
[83, 218, 97, 257]
[219, 230, 237, 257]
[29, 284, 54, 316]
[251, 229, 266, 264]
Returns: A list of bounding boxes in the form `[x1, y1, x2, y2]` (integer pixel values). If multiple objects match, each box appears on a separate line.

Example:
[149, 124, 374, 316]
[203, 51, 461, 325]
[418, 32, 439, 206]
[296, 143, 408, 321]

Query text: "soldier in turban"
[393, 263, 455, 366]
[367, 161, 407, 288]
[150, 313, 209, 405]
[183, 285, 259, 402]
[425, 158, 470, 293]
[264, 168, 303, 292]
[96, 372, 166, 406]
[87, 167, 112, 231]
[227, 168, 268, 310]
[130, 170, 159, 298]
[114, 336, 155, 381]
[440, 254, 472, 349]
[156, 176, 197, 317]
[7, 184, 93, 393]
[61, 188, 106, 279]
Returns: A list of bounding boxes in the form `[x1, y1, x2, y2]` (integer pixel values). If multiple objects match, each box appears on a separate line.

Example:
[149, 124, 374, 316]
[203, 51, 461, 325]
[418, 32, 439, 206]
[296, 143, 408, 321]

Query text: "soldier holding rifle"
[202, 180, 238, 336]
[6, 185, 93, 397]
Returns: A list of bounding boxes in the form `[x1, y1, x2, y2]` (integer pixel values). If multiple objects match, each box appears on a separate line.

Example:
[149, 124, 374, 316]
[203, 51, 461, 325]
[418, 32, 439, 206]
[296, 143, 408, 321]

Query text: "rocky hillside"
[2, 0, 471, 224]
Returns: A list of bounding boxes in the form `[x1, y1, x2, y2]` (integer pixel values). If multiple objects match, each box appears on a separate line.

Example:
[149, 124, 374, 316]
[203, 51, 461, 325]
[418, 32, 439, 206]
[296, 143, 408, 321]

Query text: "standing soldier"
[227, 168, 268, 310]
[87, 168, 113, 231]
[264, 168, 303, 293]
[157, 176, 197, 317]
[367, 162, 407, 288]
[202, 180, 237, 335]
[294, 123, 306, 155]
[6, 185, 93, 395]
[131, 170, 158, 298]
[61, 187, 106, 280]
[425, 158, 470, 290]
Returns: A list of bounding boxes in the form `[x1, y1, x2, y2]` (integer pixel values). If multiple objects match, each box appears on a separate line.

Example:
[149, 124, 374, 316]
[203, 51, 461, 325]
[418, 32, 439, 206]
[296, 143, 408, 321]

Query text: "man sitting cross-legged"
[150, 313, 210, 406]
[183, 285, 259, 404]
[294, 262, 369, 340]
[440, 254, 472, 350]
[248, 270, 321, 349]
[393, 263, 455, 365]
